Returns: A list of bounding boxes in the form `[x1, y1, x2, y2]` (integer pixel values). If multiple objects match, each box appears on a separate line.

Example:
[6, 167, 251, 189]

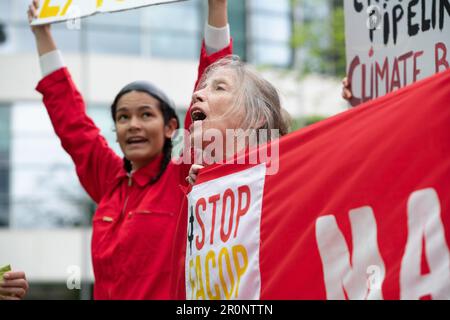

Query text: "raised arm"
[29, 0, 122, 203]
[208, 0, 227, 28]
[185, 0, 233, 130]
[28, 0, 55, 56]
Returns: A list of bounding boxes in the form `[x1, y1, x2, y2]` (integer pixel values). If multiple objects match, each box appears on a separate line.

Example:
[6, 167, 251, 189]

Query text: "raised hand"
[342, 77, 353, 101]
[28, 0, 51, 35]
[208, 0, 228, 28]
[0, 271, 29, 300]
[28, 0, 57, 56]
[186, 164, 205, 185]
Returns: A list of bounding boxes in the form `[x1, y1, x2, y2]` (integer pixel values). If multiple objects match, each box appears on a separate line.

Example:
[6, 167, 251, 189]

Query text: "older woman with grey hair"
[171, 54, 292, 300]
[187, 55, 291, 183]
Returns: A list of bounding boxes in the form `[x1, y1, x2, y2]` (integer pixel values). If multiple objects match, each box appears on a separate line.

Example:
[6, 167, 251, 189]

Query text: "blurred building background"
[0, 0, 349, 299]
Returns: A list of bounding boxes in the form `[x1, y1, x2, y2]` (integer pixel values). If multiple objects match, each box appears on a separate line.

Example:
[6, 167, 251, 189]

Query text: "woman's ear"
[113, 125, 118, 142]
[164, 118, 179, 139]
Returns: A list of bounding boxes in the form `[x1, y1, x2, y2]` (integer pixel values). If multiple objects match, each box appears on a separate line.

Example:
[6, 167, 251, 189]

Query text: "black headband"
[114, 80, 179, 128]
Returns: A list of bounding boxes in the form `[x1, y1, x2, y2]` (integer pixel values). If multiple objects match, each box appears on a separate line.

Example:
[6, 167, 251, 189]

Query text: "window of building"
[1, 0, 294, 66]
[6, 100, 188, 229]
[0, 0, 8, 46]
[248, 0, 291, 14]
[247, 0, 293, 67]
[0, 104, 10, 227]
[0, 1, 11, 23]
[24, 282, 92, 300]
[10, 102, 92, 228]
[87, 104, 122, 157]
[228, 0, 247, 60]
[86, 28, 141, 56]
[145, 0, 202, 59]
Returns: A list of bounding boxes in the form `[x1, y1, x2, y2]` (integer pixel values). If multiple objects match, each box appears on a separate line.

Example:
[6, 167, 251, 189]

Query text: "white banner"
[344, 1, 450, 105]
[185, 164, 266, 300]
[31, 0, 186, 26]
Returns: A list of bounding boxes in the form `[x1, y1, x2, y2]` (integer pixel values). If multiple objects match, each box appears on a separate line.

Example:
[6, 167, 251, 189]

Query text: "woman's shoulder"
[164, 158, 190, 186]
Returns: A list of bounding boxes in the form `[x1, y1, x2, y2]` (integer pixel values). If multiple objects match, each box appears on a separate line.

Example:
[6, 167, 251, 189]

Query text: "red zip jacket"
[35, 41, 233, 300]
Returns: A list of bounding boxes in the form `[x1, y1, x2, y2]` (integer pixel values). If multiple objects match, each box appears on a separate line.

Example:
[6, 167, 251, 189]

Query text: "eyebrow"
[116, 105, 156, 113]
[211, 78, 231, 88]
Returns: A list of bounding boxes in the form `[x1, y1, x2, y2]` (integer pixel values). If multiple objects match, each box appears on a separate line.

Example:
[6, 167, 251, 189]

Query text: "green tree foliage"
[292, 0, 347, 78]
[291, 115, 327, 131]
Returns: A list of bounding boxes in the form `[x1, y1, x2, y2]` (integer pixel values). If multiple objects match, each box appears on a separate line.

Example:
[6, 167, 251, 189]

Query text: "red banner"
[174, 69, 450, 300]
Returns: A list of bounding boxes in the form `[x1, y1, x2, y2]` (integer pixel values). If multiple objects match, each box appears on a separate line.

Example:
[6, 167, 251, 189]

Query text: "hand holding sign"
[28, 0, 57, 57]
[0, 265, 11, 280]
[30, 0, 187, 26]
[0, 266, 29, 300]
[28, 0, 51, 34]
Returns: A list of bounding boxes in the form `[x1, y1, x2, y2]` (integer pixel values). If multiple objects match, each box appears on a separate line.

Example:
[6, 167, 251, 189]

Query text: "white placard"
[344, 1, 450, 105]
[185, 164, 266, 300]
[31, 0, 186, 25]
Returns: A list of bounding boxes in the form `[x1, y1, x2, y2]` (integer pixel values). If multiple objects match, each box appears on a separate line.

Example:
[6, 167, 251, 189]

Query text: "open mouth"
[191, 109, 207, 122]
[126, 136, 149, 145]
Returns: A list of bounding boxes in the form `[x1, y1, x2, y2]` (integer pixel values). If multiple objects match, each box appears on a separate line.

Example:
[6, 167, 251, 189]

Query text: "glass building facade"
[1, 0, 292, 63]
[0, 0, 293, 230]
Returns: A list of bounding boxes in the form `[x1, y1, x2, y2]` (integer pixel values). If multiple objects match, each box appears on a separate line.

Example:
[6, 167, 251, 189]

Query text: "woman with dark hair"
[27, 0, 232, 299]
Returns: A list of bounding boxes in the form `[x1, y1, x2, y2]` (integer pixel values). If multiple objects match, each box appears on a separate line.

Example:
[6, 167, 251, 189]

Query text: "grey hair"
[197, 55, 291, 144]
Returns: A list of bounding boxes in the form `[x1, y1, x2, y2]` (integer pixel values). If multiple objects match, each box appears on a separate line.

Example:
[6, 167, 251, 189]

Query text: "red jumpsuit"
[36, 41, 233, 299]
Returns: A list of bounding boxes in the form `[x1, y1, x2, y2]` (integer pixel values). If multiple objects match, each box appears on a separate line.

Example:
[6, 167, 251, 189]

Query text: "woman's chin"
[126, 150, 157, 165]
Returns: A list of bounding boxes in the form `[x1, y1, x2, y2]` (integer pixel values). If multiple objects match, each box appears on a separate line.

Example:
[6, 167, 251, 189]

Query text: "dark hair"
[111, 81, 179, 184]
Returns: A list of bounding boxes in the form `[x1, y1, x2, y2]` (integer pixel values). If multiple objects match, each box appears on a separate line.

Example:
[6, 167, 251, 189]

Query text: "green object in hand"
[0, 264, 11, 280]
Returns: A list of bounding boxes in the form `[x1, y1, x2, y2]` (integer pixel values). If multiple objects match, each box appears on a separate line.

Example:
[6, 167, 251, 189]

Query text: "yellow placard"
[31, 0, 186, 26]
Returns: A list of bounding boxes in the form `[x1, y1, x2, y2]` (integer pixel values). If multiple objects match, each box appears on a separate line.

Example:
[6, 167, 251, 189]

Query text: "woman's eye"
[117, 114, 128, 121]
[216, 85, 225, 91]
[142, 112, 152, 119]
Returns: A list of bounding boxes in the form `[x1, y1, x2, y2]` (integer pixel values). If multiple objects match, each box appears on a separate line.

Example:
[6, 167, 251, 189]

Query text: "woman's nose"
[128, 116, 142, 130]
[192, 89, 206, 103]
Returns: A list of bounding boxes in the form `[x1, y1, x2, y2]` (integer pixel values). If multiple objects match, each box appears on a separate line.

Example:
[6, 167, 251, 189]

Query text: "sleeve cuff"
[39, 50, 65, 78]
[204, 23, 231, 55]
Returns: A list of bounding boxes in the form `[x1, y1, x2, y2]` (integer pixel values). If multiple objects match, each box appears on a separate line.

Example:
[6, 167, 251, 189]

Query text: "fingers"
[186, 164, 205, 185]
[342, 88, 352, 100]
[0, 286, 27, 299]
[28, 0, 40, 24]
[341, 77, 353, 100]
[27, 6, 34, 24]
[0, 294, 21, 301]
[0, 271, 28, 299]
[28, 5, 38, 24]
[342, 77, 348, 87]
[186, 176, 194, 185]
[3, 271, 26, 281]
[190, 164, 205, 174]
[1, 278, 29, 290]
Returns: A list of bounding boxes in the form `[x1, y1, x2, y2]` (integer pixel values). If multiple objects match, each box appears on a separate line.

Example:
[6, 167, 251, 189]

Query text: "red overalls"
[35, 41, 233, 299]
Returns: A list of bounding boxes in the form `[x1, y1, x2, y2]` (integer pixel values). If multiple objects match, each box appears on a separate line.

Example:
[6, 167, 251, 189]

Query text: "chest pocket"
[118, 208, 176, 276]
[91, 202, 120, 259]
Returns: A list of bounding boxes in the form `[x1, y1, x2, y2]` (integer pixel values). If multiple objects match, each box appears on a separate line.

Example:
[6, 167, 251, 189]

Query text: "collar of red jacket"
[113, 153, 164, 187]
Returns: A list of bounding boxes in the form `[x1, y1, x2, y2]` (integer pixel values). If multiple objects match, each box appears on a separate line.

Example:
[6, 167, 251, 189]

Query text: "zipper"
[121, 174, 133, 218]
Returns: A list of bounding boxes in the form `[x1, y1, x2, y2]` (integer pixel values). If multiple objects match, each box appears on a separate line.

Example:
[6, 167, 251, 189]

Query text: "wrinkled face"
[115, 91, 174, 171]
[190, 68, 245, 150]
